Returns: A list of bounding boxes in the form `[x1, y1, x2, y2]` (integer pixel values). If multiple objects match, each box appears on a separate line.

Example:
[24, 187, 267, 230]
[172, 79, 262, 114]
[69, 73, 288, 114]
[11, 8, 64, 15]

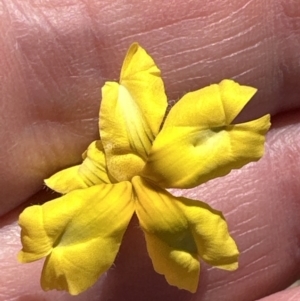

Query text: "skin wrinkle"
[81, 1, 107, 53]
[5, 3, 72, 112]
[241, 254, 268, 268]
[207, 263, 278, 292]
[274, 1, 300, 112]
[17, 8, 106, 117]
[232, 65, 260, 79]
[205, 254, 271, 291]
[231, 215, 257, 227]
[205, 258, 270, 291]
[116, 4, 246, 46]
[208, 39, 266, 62]
[234, 225, 269, 239]
[110, 0, 209, 34]
[165, 34, 261, 78]
[122, 3, 270, 87]
[156, 11, 258, 57]
[222, 199, 253, 212]
[231, 217, 260, 235]
[238, 239, 267, 255]
[162, 11, 272, 62]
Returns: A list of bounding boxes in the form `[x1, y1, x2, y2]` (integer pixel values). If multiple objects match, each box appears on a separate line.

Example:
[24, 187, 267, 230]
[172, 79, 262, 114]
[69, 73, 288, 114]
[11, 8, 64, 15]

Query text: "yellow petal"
[142, 80, 271, 188]
[143, 232, 200, 292]
[18, 182, 134, 295]
[120, 43, 167, 136]
[100, 43, 167, 181]
[45, 165, 89, 194]
[163, 79, 258, 128]
[132, 177, 238, 292]
[45, 140, 112, 194]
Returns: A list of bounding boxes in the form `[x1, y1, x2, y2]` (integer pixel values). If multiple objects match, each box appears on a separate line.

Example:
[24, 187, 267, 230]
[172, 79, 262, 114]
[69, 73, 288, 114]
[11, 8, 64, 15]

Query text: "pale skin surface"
[0, 0, 300, 300]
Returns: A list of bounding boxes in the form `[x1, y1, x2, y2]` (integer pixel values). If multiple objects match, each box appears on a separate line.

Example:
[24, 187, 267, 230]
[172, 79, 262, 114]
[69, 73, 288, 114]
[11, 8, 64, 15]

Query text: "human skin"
[0, 0, 300, 300]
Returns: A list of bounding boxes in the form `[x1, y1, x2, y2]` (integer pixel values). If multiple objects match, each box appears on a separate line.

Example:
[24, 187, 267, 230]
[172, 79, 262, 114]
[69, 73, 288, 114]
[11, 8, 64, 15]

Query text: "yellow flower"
[18, 43, 271, 295]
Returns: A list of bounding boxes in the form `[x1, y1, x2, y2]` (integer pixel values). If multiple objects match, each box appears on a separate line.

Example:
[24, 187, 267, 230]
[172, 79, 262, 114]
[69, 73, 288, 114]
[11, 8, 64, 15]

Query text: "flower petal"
[45, 140, 112, 194]
[163, 79, 258, 128]
[100, 43, 167, 181]
[143, 231, 200, 292]
[132, 177, 238, 292]
[142, 80, 271, 188]
[120, 43, 168, 136]
[18, 182, 134, 295]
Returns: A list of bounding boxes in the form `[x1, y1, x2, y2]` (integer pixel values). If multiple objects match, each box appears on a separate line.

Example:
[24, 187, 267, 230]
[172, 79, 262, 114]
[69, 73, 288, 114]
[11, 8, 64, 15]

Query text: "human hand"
[1, 0, 300, 300]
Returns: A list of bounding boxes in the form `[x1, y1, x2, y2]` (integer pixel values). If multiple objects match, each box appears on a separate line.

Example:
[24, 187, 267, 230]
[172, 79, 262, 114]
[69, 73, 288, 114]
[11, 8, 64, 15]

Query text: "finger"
[1, 111, 300, 300]
[257, 286, 300, 301]
[1, 0, 300, 215]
